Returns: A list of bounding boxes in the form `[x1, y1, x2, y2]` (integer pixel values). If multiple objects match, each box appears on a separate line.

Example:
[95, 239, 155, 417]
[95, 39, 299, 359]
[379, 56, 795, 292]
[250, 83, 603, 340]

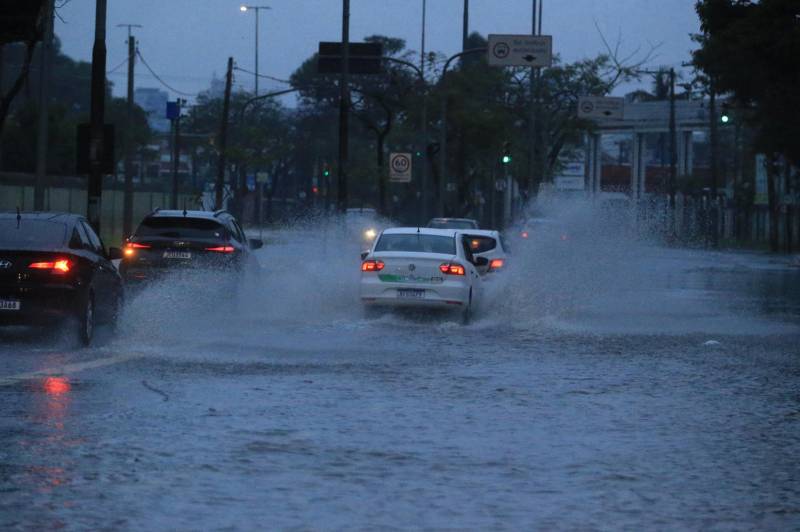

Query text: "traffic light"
[720, 114, 729, 124]
[501, 142, 512, 165]
[322, 163, 330, 178]
[720, 102, 731, 124]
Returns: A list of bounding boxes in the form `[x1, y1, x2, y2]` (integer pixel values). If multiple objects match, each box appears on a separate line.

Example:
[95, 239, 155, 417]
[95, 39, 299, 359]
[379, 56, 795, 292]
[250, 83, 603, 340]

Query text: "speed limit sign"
[389, 152, 412, 183]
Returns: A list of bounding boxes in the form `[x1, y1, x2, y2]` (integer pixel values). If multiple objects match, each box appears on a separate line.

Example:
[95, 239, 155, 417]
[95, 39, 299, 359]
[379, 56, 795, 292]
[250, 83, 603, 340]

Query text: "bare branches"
[593, 20, 663, 91]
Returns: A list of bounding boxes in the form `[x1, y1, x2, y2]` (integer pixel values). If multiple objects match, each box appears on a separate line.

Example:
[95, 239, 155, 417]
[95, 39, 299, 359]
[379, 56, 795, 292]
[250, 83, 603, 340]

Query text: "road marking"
[0, 352, 146, 387]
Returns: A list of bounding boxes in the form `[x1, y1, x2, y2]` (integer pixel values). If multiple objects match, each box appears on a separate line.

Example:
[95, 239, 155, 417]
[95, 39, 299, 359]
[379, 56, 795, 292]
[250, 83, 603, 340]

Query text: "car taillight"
[521, 231, 529, 239]
[124, 242, 150, 257]
[489, 258, 505, 271]
[205, 245, 235, 253]
[29, 259, 73, 274]
[439, 263, 465, 276]
[361, 260, 384, 272]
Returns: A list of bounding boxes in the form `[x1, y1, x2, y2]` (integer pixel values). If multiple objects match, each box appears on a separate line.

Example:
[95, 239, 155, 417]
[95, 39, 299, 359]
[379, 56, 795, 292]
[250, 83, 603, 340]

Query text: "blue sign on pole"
[166, 101, 180, 120]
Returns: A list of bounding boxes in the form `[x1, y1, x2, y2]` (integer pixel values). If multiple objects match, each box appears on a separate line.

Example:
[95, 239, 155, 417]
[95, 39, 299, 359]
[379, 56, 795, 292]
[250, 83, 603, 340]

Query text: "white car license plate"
[397, 289, 425, 299]
[163, 251, 191, 260]
[0, 299, 21, 311]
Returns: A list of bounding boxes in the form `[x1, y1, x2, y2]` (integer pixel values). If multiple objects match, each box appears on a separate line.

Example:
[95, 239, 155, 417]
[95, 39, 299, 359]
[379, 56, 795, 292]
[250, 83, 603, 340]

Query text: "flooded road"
[1, 224, 799, 530]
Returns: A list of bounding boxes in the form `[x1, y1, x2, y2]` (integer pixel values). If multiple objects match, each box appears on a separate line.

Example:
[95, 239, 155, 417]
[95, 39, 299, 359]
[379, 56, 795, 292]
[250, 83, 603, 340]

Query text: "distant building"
[134, 87, 170, 133]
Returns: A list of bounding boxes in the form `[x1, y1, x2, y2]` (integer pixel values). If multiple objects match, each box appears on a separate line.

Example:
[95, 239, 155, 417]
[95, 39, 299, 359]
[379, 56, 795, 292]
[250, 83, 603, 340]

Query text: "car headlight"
[364, 228, 377, 240]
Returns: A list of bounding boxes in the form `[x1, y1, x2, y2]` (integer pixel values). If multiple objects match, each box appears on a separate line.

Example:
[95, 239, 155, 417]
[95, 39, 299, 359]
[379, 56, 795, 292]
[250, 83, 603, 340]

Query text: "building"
[134, 87, 170, 133]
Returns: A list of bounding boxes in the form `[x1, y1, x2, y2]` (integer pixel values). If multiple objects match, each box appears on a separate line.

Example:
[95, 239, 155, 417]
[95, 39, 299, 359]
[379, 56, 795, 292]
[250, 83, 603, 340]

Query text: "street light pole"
[240, 5, 271, 96]
[420, 0, 428, 221]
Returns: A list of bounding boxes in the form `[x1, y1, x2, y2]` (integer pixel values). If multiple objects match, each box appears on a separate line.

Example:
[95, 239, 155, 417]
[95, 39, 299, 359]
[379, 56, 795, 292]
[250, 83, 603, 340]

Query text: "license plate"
[397, 289, 425, 299]
[0, 299, 21, 311]
[163, 251, 191, 260]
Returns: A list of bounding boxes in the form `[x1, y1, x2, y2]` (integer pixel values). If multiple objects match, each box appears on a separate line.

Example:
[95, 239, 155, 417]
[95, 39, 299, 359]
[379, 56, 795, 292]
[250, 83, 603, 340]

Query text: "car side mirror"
[360, 251, 369, 261]
[107, 247, 123, 260]
[474, 256, 489, 267]
[249, 238, 264, 250]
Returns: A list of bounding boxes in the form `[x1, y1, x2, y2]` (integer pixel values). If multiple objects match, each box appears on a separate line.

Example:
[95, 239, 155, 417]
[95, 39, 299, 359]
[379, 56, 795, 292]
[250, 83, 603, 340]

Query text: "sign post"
[487, 34, 552, 67]
[389, 152, 412, 183]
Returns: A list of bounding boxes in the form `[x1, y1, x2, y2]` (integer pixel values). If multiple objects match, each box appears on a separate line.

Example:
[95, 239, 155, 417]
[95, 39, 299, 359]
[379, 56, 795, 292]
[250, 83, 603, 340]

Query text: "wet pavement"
[1, 223, 799, 530]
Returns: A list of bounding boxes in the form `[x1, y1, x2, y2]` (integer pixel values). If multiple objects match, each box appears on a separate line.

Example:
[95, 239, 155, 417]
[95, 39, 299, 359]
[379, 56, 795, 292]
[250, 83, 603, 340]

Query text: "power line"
[107, 56, 128, 75]
[136, 50, 197, 97]
[232, 66, 292, 85]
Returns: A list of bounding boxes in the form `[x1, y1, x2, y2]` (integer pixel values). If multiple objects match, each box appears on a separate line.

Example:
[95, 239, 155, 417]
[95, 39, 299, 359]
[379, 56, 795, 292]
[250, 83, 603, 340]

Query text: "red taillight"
[124, 242, 150, 257]
[521, 231, 529, 239]
[439, 263, 465, 276]
[361, 260, 384, 272]
[205, 245, 235, 253]
[489, 258, 505, 270]
[29, 259, 73, 274]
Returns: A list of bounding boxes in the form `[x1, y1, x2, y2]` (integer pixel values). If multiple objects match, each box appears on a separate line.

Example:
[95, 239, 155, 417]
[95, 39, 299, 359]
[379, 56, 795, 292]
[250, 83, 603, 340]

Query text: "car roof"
[463, 229, 499, 237]
[0, 211, 82, 222]
[428, 217, 477, 223]
[146, 209, 230, 220]
[382, 227, 459, 237]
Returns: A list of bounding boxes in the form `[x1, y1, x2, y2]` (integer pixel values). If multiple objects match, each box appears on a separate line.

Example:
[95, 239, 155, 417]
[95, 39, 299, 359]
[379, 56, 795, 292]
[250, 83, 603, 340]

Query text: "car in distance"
[426, 217, 479, 230]
[345, 207, 383, 246]
[119, 209, 263, 286]
[359, 227, 487, 323]
[0, 212, 124, 345]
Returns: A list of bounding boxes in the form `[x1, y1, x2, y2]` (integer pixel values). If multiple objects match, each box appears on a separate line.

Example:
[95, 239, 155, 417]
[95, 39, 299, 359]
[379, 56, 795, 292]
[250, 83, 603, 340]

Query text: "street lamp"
[239, 4, 271, 96]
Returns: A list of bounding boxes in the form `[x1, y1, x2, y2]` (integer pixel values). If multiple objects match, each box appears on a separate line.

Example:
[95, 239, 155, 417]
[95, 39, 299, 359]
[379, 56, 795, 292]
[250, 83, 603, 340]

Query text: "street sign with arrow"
[487, 34, 552, 67]
[577, 96, 625, 120]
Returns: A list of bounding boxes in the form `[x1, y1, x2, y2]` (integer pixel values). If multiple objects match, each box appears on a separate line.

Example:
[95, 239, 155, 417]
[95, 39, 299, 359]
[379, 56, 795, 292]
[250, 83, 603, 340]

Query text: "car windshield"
[0, 219, 67, 249]
[135, 217, 228, 239]
[374, 234, 455, 255]
[427, 219, 477, 229]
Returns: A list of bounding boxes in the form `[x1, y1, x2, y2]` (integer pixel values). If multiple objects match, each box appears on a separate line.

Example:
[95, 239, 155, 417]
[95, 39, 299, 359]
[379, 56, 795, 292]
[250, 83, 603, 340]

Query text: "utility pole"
[87, 0, 108, 232]
[118, 23, 141, 237]
[34, 0, 54, 211]
[171, 98, 184, 210]
[216, 57, 233, 210]
[420, 0, 428, 221]
[527, 0, 538, 199]
[336, 0, 350, 212]
[668, 68, 677, 212]
[709, 78, 719, 248]
[462, 0, 469, 51]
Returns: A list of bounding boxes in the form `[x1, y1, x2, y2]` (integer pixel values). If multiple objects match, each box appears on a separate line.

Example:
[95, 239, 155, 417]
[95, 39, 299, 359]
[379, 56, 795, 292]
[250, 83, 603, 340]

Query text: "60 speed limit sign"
[389, 152, 412, 183]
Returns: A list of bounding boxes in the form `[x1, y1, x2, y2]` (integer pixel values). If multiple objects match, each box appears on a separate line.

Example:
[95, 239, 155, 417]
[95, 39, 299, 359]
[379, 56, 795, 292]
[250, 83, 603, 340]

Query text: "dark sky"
[54, 0, 701, 103]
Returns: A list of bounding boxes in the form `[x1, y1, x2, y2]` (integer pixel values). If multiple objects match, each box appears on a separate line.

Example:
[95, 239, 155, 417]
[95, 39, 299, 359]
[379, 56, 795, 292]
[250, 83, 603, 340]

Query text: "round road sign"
[390, 153, 411, 174]
[492, 41, 510, 60]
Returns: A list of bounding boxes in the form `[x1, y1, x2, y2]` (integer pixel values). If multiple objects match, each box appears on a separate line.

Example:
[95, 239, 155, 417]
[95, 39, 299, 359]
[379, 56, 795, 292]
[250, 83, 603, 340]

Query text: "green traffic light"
[720, 115, 729, 124]
[323, 170, 330, 177]
[501, 155, 511, 164]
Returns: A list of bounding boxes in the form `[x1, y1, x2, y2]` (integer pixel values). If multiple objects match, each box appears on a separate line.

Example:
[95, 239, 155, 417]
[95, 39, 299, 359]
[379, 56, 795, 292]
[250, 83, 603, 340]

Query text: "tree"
[692, 0, 800, 251]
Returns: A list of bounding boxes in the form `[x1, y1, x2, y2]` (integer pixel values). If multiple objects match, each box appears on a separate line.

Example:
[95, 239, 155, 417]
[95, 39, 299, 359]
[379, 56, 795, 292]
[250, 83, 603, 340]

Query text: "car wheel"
[462, 289, 473, 325]
[78, 292, 95, 346]
[110, 292, 124, 334]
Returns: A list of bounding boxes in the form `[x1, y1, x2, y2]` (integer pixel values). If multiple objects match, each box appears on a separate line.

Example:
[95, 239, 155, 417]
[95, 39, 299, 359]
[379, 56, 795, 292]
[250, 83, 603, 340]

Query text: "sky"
[53, 0, 701, 105]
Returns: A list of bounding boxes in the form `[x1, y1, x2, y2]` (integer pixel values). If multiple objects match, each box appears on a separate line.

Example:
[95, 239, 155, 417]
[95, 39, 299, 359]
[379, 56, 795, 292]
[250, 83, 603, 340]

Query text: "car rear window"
[0, 219, 67, 249]
[468, 236, 497, 253]
[375, 234, 455, 255]
[135, 217, 228, 239]
[427, 220, 477, 229]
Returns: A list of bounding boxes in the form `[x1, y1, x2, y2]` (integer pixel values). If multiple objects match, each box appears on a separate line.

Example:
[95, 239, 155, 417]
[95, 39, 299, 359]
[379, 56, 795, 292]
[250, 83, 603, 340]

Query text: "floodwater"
[1, 205, 799, 530]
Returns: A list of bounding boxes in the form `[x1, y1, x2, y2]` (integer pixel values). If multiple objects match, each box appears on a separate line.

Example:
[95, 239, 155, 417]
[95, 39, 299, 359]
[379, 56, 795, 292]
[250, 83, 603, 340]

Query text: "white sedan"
[359, 227, 486, 322]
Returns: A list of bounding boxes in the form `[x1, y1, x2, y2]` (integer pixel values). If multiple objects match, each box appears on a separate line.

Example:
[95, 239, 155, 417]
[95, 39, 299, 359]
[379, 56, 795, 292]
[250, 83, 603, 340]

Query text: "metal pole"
[336, 0, 350, 212]
[120, 24, 141, 238]
[527, 0, 537, 199]
[420, 0, 428, 221]
[462, 0, 469, 51]
[668, 68, 677, 214]
[216, 57, 233, 210]
[87, 0, 108, 233]
[709, 78, 719, 247]
[254, 8, 259, 95]
[171, 100, 181, 209]
[34, 0, 53, 211]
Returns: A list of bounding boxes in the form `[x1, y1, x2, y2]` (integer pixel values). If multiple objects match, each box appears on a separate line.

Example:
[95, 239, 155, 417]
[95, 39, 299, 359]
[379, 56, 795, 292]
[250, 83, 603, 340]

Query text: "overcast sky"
[54, 0, 701, 104]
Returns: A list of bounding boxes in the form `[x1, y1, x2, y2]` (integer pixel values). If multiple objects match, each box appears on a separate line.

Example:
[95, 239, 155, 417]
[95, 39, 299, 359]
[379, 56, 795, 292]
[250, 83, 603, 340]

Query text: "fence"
[0, 172, 199, 246]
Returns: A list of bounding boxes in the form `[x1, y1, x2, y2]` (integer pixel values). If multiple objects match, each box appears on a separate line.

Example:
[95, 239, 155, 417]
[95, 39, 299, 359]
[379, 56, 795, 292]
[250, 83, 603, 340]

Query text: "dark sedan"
[0, 212, 124, 345]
